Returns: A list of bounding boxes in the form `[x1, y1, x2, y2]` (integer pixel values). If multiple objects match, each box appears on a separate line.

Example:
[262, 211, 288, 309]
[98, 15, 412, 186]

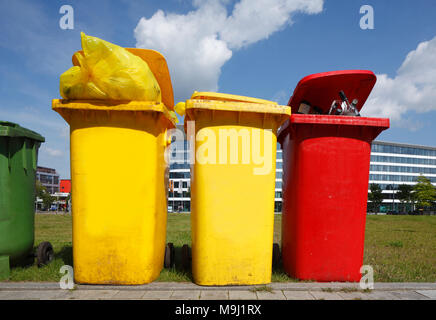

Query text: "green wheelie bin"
[0, 121, 53, 280]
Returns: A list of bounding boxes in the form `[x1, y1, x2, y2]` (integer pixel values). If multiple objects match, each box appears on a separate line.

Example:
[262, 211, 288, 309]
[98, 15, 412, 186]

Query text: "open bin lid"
[277, 114, 390, 145]
[288, 70, 377, 114]
[72, 48, 175, 111]
[0, 121, 45, 142]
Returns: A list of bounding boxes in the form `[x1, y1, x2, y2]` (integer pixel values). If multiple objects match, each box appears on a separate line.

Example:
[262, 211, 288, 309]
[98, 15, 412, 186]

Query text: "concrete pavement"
[0, 282, 435, 300]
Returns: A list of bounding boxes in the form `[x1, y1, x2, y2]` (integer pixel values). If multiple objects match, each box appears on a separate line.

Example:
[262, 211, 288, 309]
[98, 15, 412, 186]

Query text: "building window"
[369, 174, 436, 183]
[371, 155, 436, 166]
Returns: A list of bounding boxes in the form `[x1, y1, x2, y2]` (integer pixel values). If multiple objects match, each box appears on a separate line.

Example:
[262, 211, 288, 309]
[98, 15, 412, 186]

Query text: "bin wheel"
[272, 243, 281, 268]
[164, 243, 175, 268]
[181, 244, 190, 271]
[37, 241, 54, 268]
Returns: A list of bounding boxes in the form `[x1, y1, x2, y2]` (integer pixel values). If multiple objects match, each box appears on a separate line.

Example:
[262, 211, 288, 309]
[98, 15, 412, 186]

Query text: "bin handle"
[32, 142, 37, 170]
[164, 129, 172, 147]
[22, 139, 28, 172]
[6, 137, 11, 170]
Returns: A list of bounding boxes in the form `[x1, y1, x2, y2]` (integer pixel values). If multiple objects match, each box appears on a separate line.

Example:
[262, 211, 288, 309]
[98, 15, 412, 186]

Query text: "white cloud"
[0, 108, 65, 133]
[41, 146, 63, 157]
[221, 0, 324, 49]
[394, 117, 424, 132]
[270, 89, 288, 105]
[363, 35, 436, 124]
[134, 0, 324, 101]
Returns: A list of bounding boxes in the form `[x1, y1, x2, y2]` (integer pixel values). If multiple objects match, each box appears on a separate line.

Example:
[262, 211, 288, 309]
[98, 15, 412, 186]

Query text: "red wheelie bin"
[278, 115, 389, 281]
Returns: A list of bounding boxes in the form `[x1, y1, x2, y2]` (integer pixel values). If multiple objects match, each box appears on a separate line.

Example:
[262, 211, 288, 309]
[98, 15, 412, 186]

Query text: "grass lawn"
[6, 213, 436, 283]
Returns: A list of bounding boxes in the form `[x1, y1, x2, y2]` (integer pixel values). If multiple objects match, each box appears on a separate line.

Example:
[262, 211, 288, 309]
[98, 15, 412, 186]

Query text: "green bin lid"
[0, 121, 45, 142]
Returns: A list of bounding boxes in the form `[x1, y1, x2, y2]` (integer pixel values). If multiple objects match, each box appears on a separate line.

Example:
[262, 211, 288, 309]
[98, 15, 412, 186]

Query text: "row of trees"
[368, 175, 436, 213]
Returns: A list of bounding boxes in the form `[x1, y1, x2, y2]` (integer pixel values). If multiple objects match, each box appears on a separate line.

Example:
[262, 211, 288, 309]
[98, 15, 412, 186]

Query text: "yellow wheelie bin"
[52, 49, 176, 285]
[182, 92, 290, 285]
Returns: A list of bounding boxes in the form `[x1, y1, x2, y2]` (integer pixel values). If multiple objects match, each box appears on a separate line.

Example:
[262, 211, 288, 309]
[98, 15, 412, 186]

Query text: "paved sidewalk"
[0, 282, 435, 300]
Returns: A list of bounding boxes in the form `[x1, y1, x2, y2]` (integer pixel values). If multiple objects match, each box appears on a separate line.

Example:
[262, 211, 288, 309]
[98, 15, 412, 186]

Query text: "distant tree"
[396, 184, 415, 213]
[368, 183, 384, 213]
[65, 193, 71, 212]
[413, 175, 436, 211]
[36, 181, 55, 211]
[35, 180, 44, 197]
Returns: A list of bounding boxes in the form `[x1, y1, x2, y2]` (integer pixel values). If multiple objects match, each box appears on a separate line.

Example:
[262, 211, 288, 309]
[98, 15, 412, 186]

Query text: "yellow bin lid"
[185, 91, 291, 116]
[52, 99, 177, 128]
[190, 92, 278, 105]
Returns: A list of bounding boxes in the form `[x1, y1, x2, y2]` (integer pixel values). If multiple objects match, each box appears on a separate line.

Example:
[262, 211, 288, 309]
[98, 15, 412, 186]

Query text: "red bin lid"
[288, 70, 377, 114]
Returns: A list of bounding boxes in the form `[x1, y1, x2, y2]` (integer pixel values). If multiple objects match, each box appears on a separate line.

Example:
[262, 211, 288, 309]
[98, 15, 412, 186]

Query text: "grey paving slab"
[142, 290, 174, 300]
[372, 283, 436, 290]
[56, 289, 119, 300]
[171, 290, 201, 300]
[364, 291, 400, 300]
[310, 291, 344, 300]
[283, 291, 315, 300]
[49, 290, 86, 300]
[82, 290, 119, 300]
[200, 290, 229, 300]
[111, 290, 146, 299]
[0, 290, 62, 300]
[2, 281, 436, 301]
[256, 290, 286, 300]
[77, 282, 201, 291]
[337, 292, 370, 300]
[0, 291, 30, 300]
[36, 290, 69, 300]
[390, 290, 430, 300]
[2, 282, 436, 291]
[416, 290, 436, 299]
[228, 290, 258, 300]
[0, 282, 60, 290]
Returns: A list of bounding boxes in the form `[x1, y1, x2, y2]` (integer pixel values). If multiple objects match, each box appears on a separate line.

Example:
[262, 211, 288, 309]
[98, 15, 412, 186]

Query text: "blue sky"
[1, 0, 436, 179]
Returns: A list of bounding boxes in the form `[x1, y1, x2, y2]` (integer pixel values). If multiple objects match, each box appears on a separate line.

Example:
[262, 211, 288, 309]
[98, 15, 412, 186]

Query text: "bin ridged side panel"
[280, 115, 389, 282]
[0, 136, 38, 264]
[189, 109, 283, 286]
[68, 110, 169, 285]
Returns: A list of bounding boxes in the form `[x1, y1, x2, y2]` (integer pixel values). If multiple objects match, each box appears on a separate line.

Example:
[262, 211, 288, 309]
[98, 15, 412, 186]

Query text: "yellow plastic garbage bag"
[174, 101, 186, 116]
[60, 32, 162, 101]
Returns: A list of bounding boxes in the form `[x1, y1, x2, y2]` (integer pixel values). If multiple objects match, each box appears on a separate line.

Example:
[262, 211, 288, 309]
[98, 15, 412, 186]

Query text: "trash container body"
[0, 121, 44, 267]
[53, 101, 175, 284]
[185, 93, 290, 285]
[279, 115, 389, 282]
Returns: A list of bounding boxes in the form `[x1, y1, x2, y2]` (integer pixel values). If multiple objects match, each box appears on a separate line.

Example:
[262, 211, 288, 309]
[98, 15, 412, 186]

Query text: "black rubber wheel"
[181, 244, 190, 271]
[164, 243, 175, 268]
[272, 243, 281, 268]
[37, 241, 54, 268]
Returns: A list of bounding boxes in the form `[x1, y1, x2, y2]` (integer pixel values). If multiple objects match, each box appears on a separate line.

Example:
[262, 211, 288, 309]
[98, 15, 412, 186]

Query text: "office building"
[168, 123, 435, 213]
[36, 166, 60, 194]
[369, 141, 436, 212]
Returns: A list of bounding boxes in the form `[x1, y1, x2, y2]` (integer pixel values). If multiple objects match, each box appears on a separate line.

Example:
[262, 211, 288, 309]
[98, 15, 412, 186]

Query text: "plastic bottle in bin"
[339, 90, 360, 116]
